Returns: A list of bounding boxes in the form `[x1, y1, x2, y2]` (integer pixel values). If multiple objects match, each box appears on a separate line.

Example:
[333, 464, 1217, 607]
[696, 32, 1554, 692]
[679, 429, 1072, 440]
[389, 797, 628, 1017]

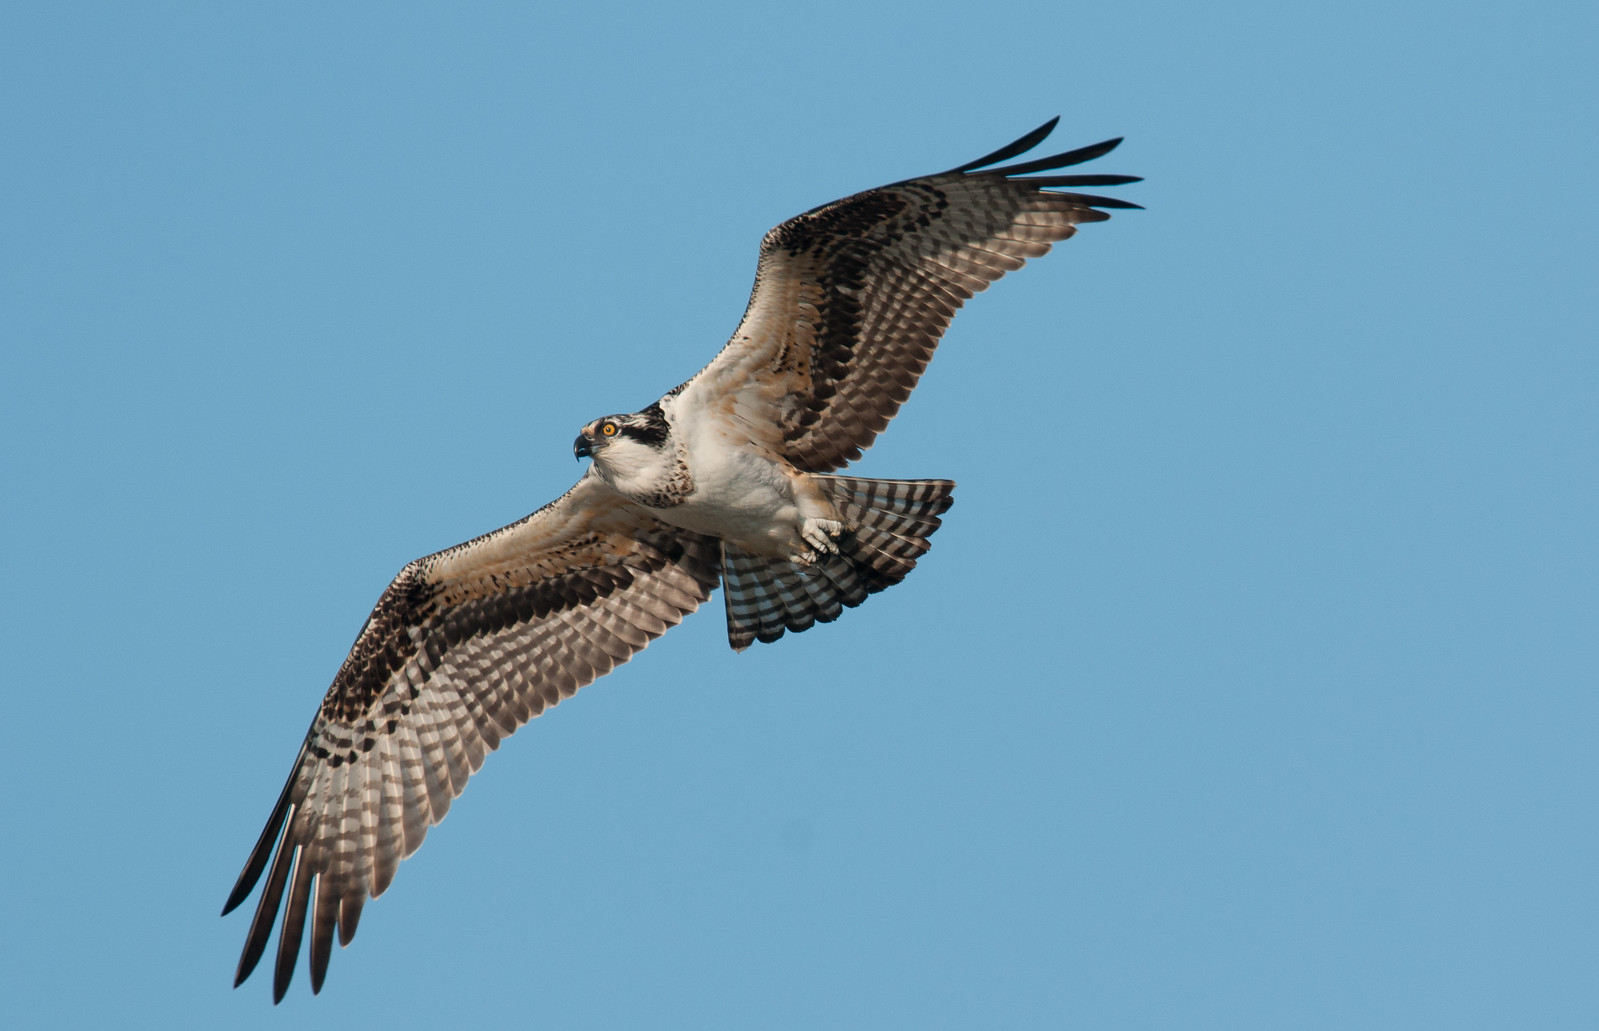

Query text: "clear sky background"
[3, 2, 1595, 1027]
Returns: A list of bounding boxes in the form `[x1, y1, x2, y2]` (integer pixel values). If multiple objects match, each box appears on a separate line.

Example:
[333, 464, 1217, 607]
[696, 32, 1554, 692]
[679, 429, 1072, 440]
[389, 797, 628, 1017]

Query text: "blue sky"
[3, 2, 1595, 1027]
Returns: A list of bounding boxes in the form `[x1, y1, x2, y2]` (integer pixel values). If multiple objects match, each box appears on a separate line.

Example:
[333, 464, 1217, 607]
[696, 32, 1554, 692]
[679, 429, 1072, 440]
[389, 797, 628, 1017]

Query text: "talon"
[800, 517, 843, 555]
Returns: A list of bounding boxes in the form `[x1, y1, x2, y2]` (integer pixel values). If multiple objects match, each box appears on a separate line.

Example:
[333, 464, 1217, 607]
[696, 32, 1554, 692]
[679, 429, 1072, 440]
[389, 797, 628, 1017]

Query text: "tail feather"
[850, 524, 923, 581]
[796, 559, 851, 624]
[721, 476, 955, 651]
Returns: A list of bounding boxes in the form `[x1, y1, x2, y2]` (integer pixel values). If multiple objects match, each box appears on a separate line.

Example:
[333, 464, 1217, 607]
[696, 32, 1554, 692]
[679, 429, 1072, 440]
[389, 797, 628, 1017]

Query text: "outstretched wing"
[221, 473, 721, 1002]
[676, 118, 1140, 472]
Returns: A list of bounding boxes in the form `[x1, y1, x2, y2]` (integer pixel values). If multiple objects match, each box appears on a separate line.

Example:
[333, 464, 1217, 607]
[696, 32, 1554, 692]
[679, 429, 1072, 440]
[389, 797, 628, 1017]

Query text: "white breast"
[656, 393, 809, 557]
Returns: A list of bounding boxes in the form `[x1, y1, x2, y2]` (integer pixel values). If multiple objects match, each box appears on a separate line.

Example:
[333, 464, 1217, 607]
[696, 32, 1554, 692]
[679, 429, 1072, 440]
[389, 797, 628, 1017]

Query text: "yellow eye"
[601, 422, 617, 437]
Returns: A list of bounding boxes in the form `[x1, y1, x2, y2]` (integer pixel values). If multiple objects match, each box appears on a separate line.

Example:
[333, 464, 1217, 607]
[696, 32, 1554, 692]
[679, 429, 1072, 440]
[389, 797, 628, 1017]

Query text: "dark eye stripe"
[618, 404, 671, 448]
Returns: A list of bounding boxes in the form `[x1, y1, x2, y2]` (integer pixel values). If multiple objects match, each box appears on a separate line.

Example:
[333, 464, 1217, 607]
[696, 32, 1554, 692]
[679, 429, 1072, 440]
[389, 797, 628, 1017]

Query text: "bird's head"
[573, 406, 671, 459]
[572, 416, 617, 461]
[573, 403, 678, 499]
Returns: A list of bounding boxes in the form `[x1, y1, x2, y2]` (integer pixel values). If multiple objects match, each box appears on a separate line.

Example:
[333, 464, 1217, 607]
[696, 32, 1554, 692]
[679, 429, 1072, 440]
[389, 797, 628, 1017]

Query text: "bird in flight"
[222, 118, 1140, 1001]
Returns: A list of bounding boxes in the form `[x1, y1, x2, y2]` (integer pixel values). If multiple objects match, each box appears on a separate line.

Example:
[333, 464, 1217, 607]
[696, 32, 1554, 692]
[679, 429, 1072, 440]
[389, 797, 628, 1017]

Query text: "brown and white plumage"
[223, 118, 1138, 1001]
[223, 476, 722, 999]
[677, 118, 1138, 472]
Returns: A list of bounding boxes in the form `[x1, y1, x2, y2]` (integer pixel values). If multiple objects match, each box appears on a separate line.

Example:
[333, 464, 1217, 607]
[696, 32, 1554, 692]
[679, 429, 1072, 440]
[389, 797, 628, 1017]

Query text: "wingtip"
[232, 935, 270, 993]
[272, 943, 297, 1004]
[1077, 194, 1145, 210]
[338, 893, 365, 947]
[221, 882, 251, 918]
[948, 117, 1063, 174]
[222, 742, 307, 919]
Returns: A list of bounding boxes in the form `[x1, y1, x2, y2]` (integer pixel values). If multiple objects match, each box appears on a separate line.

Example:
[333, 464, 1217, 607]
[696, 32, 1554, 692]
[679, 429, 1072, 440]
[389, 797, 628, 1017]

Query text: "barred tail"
[721, 476, 955, 651]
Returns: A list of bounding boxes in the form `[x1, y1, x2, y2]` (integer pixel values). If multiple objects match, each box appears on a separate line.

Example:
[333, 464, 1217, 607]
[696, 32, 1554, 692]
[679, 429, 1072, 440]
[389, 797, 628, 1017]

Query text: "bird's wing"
[675, 118, 1140, 472]
[221, 472, 721, 1002]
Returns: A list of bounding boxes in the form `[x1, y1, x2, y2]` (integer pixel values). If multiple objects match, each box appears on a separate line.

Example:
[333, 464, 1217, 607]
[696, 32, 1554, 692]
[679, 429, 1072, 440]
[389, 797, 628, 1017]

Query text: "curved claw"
[800, 518, 843, 556]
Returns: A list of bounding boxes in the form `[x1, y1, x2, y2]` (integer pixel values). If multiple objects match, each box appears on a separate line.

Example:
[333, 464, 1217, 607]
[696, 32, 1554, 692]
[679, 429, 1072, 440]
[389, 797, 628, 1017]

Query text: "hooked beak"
[573, 433, 593, 460]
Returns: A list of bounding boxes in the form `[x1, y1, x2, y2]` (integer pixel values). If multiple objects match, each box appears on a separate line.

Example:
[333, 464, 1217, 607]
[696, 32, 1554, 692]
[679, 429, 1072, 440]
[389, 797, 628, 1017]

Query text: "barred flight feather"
[674, 118, 1139, 474]
[224, 476, 722, 1001]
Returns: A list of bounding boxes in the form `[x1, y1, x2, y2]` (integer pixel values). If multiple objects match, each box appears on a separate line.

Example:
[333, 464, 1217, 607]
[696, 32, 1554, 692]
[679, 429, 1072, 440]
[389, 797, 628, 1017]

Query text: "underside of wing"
[679, 117, 1140, 472]
[221, 473, 721, 1001]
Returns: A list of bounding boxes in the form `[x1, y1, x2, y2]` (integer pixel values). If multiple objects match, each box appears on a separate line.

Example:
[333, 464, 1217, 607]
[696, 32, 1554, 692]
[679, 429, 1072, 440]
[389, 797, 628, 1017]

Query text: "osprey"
[223, 118, 1140, 1001]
